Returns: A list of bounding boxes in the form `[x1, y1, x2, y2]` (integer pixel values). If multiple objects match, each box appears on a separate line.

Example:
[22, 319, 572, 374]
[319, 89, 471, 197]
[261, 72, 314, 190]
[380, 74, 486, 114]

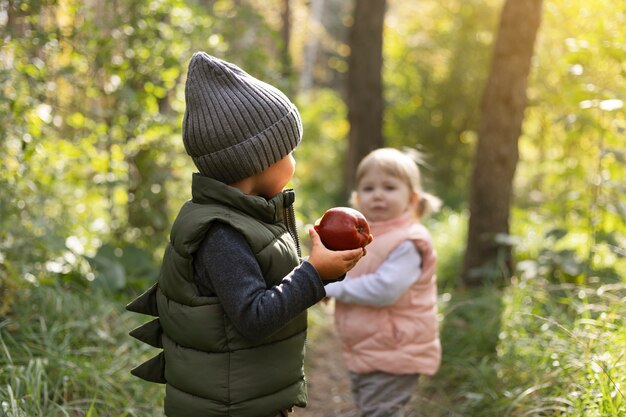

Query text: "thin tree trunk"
[280, 0, 293, 94]
[343, 0, 386, 201]
[462, 0, 543, 286]
[299, 0, 326, 93]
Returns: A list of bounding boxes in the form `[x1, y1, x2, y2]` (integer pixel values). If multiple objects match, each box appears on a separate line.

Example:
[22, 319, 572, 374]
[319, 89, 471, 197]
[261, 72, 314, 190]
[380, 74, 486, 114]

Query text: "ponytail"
[416, 191, 442, 219]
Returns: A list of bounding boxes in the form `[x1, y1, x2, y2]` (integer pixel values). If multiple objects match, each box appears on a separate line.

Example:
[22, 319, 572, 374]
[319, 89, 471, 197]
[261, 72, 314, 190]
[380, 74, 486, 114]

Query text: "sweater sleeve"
[193, 222, 327, 341]
[324, 240, 422, 307]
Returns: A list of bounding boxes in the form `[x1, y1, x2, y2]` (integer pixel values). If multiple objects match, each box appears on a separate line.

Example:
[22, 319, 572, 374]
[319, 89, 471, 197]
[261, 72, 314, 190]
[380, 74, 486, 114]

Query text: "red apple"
[314, 207, 373, 251]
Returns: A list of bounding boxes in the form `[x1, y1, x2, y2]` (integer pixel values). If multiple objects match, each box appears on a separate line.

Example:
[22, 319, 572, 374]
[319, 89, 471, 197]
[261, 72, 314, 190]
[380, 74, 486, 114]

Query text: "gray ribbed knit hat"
[182, 52, 303, 184]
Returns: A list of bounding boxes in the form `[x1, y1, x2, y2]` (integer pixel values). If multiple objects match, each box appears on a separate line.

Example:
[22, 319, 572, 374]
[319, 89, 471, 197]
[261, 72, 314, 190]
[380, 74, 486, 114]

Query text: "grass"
[415, 277, 626, 417]
[0, 285, 164, 417]
[2, 281, 623, 417]
[497, 279, 626, 416]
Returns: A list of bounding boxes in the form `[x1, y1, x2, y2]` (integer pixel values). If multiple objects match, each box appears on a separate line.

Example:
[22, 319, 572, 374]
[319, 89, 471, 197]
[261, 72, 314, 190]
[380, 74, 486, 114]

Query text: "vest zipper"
[284, 198, 302, 258]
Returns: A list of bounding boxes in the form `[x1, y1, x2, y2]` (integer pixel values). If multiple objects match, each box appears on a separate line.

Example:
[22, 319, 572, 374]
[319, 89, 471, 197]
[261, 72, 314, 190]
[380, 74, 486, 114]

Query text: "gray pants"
[349, 371, 420, 417]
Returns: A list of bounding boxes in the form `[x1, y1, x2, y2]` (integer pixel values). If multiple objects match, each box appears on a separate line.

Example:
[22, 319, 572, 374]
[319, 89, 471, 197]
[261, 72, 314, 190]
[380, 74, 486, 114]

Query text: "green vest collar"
[190, 173, 295, 224]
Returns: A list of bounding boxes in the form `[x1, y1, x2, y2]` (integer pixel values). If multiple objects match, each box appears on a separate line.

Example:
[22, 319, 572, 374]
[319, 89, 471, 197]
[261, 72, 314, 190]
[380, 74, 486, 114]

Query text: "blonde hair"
[352, 147, 441, 218]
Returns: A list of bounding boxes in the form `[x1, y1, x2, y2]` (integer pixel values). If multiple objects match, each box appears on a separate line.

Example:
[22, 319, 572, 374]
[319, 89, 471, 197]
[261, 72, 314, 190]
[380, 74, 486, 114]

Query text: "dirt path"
[298, 302, 359, 417]
[298, 302, 438, 417]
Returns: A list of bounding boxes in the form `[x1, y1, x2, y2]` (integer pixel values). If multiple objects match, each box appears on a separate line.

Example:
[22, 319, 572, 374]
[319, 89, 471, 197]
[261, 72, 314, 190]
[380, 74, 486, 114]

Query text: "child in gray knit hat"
[127, 52, 365, 417]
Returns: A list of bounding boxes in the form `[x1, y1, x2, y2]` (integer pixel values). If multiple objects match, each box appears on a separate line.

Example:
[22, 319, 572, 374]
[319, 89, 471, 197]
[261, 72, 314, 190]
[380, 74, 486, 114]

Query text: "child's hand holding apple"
[307, 207, 373, 281]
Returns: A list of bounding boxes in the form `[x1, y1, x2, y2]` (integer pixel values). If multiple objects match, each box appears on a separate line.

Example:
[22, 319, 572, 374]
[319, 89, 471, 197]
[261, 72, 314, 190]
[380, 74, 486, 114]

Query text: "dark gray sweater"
[193, 222, 327, 341]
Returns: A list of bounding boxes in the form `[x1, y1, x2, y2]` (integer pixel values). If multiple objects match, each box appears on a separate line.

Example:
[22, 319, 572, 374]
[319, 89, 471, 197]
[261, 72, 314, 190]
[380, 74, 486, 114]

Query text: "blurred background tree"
[462, 0, 544, 286]
[342, 0, 386, 199]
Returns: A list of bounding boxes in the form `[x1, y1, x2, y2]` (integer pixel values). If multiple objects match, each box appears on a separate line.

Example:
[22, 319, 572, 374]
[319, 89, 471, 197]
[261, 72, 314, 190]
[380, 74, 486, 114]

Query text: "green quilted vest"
[127, 174, 308, 417]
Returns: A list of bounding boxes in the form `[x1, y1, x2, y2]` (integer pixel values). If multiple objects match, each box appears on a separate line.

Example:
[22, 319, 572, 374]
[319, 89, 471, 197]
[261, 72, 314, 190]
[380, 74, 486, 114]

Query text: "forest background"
[0, 0, 624, 416]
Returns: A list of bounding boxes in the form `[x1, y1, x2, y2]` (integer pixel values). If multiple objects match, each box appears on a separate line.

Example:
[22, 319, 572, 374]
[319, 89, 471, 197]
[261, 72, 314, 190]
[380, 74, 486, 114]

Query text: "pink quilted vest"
[333, 212, 441, 375]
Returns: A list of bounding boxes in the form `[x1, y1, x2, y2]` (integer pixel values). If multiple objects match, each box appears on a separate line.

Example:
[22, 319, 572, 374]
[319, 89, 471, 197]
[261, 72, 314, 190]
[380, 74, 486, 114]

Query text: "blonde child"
[325, 147, 441, 417]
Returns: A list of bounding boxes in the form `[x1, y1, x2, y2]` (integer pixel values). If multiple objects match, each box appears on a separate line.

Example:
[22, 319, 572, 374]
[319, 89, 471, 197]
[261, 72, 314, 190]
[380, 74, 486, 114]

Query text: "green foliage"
[384, 0, 501, 207]
[513, 206, 625, 287]
[0, 0, 287, 311]
[495, 278, 625, 416]
[292, 89, 350, 224]
[514, 0, 626, 285]
[84, 244, 159, 292]
[417, 271, 625, 416]
[428, 209, 468, 293]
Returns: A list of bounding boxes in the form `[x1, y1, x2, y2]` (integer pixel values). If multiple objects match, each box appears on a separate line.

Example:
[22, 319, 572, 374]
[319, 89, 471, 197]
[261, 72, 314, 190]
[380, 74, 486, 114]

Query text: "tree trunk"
[299, 0, 326, 93]
[343, 0, 386, 201]
[462, 0, 543, 286]
[279, 0, 293, 95]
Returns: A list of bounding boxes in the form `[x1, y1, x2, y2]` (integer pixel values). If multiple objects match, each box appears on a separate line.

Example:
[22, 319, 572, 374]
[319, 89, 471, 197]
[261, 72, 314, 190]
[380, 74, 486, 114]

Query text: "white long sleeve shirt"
[324, 240, 422, 307]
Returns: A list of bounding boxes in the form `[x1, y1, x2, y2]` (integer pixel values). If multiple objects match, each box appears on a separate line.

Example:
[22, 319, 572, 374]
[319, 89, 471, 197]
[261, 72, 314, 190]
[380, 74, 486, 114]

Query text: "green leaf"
[84, 245, 127, 291]
[546, 229, 568, 241]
